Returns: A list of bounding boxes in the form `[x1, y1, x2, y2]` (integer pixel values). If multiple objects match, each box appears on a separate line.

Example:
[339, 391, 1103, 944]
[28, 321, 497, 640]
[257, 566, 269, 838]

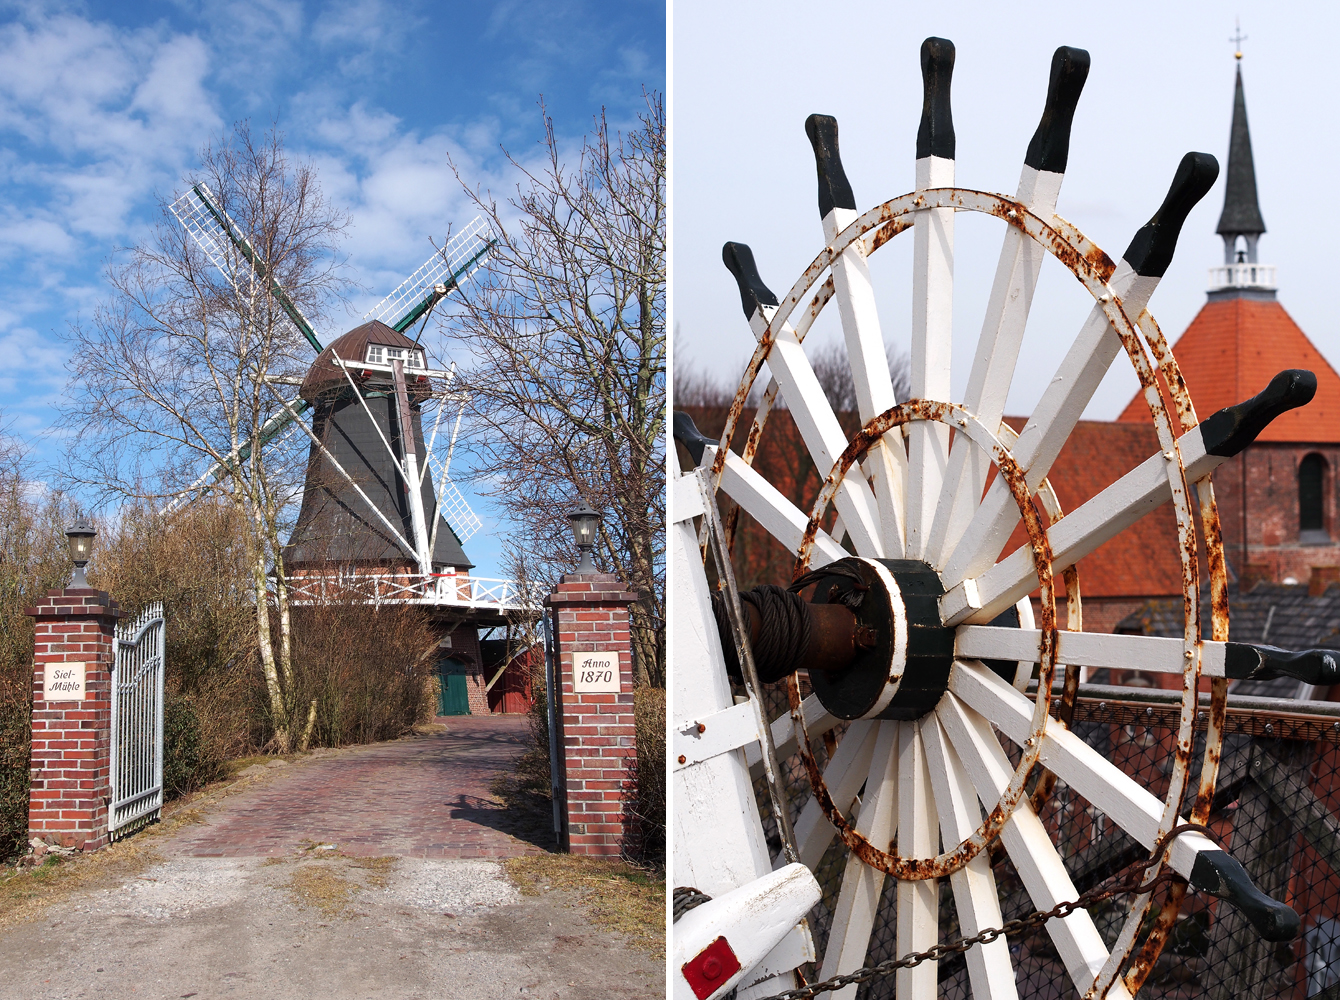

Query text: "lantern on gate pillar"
[65, 520, 96, 588]
[568, 504, 601, 574]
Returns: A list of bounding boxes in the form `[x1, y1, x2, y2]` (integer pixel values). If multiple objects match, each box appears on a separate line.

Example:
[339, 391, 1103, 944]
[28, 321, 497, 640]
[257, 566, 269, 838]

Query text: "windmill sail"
[426, 450, 483, 543]
[167, 187, 484, 553]
[169, 183, 323, 353]
[160, 399, 310, 517]
[362, 216, 494, 334]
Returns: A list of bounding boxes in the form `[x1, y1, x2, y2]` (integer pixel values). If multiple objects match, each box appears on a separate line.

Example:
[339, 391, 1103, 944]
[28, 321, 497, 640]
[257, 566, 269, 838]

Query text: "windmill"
[165, 182, 534, 620]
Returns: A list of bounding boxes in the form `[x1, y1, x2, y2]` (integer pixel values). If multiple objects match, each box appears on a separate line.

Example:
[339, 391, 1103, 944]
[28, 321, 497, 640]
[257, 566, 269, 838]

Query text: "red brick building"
[1116, 296, 1340, 594]
[1053, 59, 1340, 625]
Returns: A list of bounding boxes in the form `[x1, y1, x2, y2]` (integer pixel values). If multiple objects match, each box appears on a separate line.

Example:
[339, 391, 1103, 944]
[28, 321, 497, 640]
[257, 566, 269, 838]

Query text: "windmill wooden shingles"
[284, 319, 472, 571]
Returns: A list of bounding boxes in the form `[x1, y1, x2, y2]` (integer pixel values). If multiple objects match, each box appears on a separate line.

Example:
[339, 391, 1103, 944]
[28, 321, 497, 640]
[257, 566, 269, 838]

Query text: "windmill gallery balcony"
[279, 568, 545, 616]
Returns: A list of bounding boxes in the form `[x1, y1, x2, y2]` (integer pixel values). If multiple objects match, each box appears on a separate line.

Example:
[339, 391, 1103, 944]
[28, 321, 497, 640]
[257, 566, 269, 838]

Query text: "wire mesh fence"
[749, 676, 1340, 999]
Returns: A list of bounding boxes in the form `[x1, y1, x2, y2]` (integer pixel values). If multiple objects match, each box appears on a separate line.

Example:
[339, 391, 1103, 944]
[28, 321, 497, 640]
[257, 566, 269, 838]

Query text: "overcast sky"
[671, 0, 1336, 427]
[0, 0, 664, 578]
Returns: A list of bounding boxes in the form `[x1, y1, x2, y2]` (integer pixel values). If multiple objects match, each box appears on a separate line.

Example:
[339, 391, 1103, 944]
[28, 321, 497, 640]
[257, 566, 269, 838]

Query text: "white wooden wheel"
[688, 40, 1301, 1000]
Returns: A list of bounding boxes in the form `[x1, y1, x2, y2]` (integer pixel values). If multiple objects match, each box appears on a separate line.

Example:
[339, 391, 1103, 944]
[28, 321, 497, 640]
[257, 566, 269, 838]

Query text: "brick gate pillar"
[545, 572, 638, 855]
[25, 589, 123, 852]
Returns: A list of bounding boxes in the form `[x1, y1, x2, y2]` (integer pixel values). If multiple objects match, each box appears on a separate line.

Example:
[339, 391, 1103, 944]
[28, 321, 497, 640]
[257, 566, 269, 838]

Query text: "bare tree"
[673, 335, 911, 417]
[64, 123, 350, 751]
[448, 94, 665, 686]
[0, 428, 76, 859]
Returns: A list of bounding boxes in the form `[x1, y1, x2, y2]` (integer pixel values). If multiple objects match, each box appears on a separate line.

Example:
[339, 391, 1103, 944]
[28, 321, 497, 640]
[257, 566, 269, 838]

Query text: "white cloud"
[309, 0, 424, 75]
[0, 10, 220, 253]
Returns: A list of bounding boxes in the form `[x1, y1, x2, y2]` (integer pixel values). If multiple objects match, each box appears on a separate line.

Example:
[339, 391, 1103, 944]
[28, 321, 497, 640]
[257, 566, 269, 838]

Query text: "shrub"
[286, 601, 438, 747]
[626, 685, 666, 866]
[0, 703, 31, 861]
[161, 692, 232, 799]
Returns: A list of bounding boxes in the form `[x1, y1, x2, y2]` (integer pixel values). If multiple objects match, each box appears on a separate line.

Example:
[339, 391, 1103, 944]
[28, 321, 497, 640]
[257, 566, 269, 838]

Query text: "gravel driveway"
[0, 720, 662, 999]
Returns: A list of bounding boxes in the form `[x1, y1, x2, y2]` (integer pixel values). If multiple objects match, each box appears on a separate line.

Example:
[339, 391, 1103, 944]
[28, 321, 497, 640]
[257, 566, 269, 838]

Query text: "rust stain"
[792, 401, 1059, 879]
[866, 218, 909, 255]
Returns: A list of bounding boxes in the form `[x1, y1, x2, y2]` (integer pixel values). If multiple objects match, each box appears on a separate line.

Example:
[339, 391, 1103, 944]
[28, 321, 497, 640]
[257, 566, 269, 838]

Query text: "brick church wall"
[1211, 442, 1340, 587]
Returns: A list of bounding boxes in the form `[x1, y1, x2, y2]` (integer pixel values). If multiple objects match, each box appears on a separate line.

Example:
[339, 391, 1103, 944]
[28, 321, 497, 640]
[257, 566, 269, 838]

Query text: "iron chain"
[748, 823, 1214, 1000]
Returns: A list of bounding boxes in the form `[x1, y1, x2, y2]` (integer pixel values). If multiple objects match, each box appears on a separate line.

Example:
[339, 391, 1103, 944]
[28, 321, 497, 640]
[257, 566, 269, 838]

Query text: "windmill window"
[365, 344, 422, 368]
[1299, 452, 1329, 545]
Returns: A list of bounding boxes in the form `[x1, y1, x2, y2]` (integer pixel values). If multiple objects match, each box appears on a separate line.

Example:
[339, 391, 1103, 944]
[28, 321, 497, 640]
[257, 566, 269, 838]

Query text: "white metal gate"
[110, 601, 165, 838]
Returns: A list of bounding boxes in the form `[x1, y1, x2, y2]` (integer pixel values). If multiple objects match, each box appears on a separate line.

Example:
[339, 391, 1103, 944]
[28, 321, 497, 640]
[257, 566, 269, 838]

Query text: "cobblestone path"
[172, 715, 550, 859]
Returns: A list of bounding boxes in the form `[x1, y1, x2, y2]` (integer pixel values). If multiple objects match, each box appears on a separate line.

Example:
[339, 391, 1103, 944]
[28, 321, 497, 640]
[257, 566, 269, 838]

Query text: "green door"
[438, 658, 471, 715]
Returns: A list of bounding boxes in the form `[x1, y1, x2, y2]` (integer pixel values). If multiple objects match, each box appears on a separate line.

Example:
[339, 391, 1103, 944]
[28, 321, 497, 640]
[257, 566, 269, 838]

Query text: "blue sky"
[0, 0, 664, 579]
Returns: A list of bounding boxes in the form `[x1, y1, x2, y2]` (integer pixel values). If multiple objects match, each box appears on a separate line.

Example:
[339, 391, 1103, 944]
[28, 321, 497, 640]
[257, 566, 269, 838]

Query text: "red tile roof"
[999, 417, 1184, 599]
[1116, 298, 1340, 443]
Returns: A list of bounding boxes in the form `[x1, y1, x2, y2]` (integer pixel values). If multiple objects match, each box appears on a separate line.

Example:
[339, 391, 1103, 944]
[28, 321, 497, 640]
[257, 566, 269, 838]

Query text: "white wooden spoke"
[926, 166, 1063, 570]
[896, 719, 940, 995]
[906, 156, 954, 560]
[750, 693, 838, 770]
[706, 444, 848, 568]
[941, 261, 1163, 590]
[792, 720, 878, 869]
[947, 660, 1220, 879]
[936, 692, 1133, 1000]
[817, 721, 900, 998]
[869, 440, 908, 561]
[941, 421, 1220, 626]
[750, 306, 884, 557]
[826, 204, 907, 558]
[922, 716, 1019, 1000]
[956, 625, 1230, 678]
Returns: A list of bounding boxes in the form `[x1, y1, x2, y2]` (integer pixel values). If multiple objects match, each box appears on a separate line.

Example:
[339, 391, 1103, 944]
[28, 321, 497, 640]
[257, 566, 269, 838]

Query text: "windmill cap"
[300, 320, 425, 400]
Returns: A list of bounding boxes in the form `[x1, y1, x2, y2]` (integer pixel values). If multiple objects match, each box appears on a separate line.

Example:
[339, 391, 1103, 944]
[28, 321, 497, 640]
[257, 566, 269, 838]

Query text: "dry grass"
[504, 854, 665, 958]
[284, 864, 359, 917]
[0, 742, 348, 928]
[0, 839, 161, 931]
[348, 855, 397, 889]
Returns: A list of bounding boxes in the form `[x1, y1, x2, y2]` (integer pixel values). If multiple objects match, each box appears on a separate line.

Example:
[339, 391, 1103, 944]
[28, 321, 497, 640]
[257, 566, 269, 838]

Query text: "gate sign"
[44, 662, 86, 701]
[573, 651, 621, 693]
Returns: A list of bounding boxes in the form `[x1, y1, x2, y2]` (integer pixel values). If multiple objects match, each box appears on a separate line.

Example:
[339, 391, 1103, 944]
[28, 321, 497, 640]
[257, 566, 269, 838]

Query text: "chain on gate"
[109, 601, 166, 839]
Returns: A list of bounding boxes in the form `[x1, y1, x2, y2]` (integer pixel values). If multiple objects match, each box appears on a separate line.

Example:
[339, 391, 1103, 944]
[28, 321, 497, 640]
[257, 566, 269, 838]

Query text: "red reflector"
[681, 936, 740, 1000]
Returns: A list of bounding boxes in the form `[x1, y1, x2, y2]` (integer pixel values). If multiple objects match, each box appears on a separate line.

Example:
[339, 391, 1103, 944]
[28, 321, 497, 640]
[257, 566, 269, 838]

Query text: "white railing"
[281, 572, 544, 610]
[1209, 262, 1277, 291]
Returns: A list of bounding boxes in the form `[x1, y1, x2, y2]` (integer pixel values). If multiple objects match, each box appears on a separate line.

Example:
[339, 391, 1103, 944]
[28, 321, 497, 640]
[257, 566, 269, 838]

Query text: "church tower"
[1213, 54, 1270, 278]
[1118, 51, 1340, 590]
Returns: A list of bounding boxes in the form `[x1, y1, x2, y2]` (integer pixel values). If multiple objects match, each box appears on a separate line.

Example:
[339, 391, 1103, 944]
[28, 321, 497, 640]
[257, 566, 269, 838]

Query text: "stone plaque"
[44, 662, 86, 701]
[572, 651, 621, 693]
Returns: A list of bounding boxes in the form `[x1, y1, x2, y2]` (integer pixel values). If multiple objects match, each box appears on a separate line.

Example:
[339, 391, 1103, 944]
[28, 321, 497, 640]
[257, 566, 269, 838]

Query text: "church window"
[1299, 453, 1328, 543]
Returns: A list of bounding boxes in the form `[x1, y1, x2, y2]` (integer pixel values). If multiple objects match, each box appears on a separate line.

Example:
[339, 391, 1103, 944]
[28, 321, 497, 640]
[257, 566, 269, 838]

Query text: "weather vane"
[1231, 18, 1247, 60]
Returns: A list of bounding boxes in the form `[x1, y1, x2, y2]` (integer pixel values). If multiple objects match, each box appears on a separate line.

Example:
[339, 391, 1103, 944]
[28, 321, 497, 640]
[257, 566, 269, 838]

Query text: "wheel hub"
[807, 557, 1020, 721]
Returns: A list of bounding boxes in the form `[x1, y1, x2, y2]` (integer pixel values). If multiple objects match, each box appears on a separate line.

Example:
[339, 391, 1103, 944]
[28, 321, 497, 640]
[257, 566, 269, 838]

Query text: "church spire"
[1208, 42, 1276, 301]
[1215, 61, 1267, 263]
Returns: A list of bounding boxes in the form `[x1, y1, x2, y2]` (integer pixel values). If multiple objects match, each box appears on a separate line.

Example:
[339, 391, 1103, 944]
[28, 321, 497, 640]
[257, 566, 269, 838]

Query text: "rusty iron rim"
[786, 401, 1058, 880]
[703, 188, 1228, 992]
[1103, 310, 1231, 998]
[706, 191, 1112, 506]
